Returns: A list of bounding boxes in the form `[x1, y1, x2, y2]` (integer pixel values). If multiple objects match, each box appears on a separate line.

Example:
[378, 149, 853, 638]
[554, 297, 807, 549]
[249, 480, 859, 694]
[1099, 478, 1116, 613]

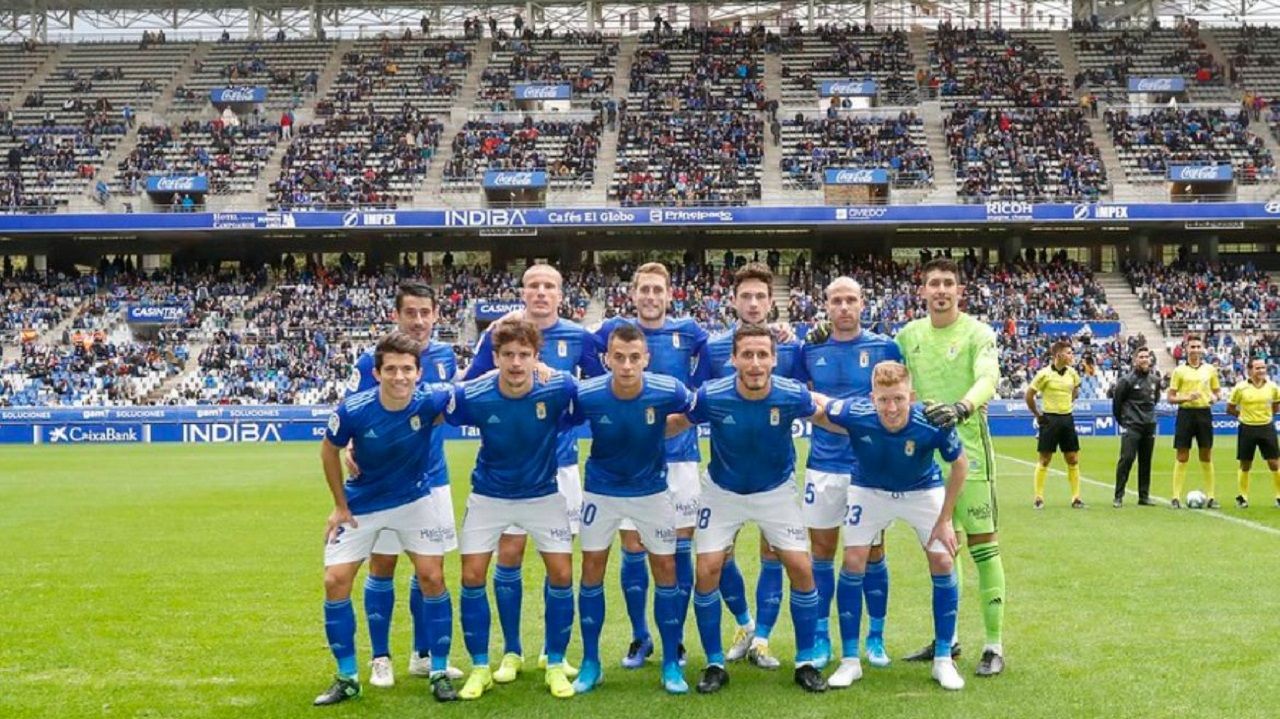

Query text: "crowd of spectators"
[443, 117, 600, 188]
[602, 261, 742, 331]
[116, 120, 276, 195]
[928, 24, 1073, 106]
[0, 331, 187, 406]
[997, 331, 1147, 399]
[614, 110, 762, 206]
[1123, 258, 1278, 333]
[272, 108, 443, 209]
[0, 273, 97, 341]
[779, 113, 933, 189]
[170, 332, 358, 405]
[946, 106, 1108, 201]
[1104, 107, 1275, 182]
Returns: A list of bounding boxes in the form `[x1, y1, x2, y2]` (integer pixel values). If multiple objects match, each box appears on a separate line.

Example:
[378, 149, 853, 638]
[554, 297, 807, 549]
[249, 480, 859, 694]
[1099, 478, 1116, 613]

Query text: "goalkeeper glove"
[806, 320, 833, 345]
[923, 400, 973, 429]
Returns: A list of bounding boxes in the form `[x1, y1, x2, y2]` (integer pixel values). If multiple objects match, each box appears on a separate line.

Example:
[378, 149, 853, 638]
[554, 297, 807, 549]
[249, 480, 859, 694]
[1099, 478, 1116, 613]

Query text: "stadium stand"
[602, 262, 738, 331]
[113, 120, 278, 195]
[329, 36, 469, 117]
[776, 24, 918, 106]
[170, 38, 328, 116]
[1122, 258, 1278, 334]
[441, 116, 601, 192]
[779, 112, 933, 190]
[1104, 107, 1276, 183]
[476, 30, 617, 110]
[1072, 23, 1231, 103]
[612, 26, 767, 205]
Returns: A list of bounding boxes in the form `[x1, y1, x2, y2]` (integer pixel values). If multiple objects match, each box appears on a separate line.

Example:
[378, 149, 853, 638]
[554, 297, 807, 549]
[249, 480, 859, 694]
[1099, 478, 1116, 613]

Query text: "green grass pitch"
[2, 437, 1279, 718]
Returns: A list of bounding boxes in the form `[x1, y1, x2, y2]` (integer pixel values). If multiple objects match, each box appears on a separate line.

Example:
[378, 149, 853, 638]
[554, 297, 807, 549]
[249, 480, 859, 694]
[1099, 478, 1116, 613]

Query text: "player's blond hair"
[872, 361, 912, 388]
[633, 262, 670, 288]
[522, 263, 563, 288]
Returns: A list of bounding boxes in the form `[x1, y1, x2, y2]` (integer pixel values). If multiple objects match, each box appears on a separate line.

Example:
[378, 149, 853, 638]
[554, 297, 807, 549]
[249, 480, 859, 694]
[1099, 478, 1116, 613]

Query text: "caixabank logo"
[44, 424, 142, 444]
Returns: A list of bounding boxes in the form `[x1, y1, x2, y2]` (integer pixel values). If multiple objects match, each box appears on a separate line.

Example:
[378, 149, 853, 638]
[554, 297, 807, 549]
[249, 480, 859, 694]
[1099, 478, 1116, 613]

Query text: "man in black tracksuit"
[1112, 347, 1160, 507]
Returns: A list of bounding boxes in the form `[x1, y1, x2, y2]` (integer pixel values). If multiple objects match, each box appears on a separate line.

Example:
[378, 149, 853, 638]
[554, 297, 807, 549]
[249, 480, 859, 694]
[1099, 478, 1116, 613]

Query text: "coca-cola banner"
[819, 80, 877, 97]
[210, 86, 268, 104]
[146, 175, 209, 194]
[824, 168, 889, 185]
[1126, 77, 1185, 93]
[482, 170, 548, 189]
[1167, 164, 1233, 183]
[513, 83, 572, 100]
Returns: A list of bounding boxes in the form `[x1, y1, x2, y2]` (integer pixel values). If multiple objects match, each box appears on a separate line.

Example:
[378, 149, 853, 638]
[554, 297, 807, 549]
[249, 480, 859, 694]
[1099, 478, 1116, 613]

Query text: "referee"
[1026, 340, 1083, 509]
[1167, 335, 1221, 509]
[1111, 347, 1159, 507]
[1225, 358, 1280, 509]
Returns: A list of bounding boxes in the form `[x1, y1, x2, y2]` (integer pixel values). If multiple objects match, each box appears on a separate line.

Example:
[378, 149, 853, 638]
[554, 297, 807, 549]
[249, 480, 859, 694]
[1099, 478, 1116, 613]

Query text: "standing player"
[315, 332, 458, 705]
[697, 262, 803, 669]
[799, 277, 901, 668]
[463, 264, 603, 680]
[1168, 335, 1221, 509]
[667, 325, 831, 694]
[593, 262, 707, 668]
[1025, 340, 1084, 509]
[568, 324, 693, 694]
[815, 361, 968, 691]
[895, 257, 1006, 676]
[345, 280, 461, 687]
[445, 320, 580, 700]
[1226, 357, 1280, 509]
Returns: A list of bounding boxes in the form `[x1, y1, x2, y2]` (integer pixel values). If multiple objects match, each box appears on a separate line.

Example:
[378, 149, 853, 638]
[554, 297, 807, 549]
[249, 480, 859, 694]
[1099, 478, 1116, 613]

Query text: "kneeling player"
[315, 332, 458, 705]
[814, 361, 968, 691]
[666, 325, 832, 694]
[1226, 358, 1280, 509]
[444, 320, 580, 700]
[568, 324, 693, 694]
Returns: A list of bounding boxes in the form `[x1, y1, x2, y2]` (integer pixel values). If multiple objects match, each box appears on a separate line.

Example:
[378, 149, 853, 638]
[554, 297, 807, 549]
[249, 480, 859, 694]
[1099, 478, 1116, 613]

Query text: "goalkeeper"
[893, 258, 1006, 678]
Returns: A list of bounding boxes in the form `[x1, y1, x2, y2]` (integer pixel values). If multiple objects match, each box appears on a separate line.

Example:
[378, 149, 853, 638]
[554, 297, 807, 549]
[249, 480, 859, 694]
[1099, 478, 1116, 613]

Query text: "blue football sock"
[579, 583, 605, 664]
[621, 549, 651, 642]
[422, 590, 452, 673]
[755, 559, 784, 640]
[790, 587, 819, 663]
[864, 558, 889, 639]
[812, 559, 835, 640]
[719, 557, 751, 627]
[324, 598, 358, 678]
[836, 570, 865, 659]
[492, 564, 523, 656]
[545, 583, 574, 665]
[675, 538, 694, 627]
[459, 585, 490, 667]
[363, 575, 394, 659]
[409, 575, 428, 656]
[932, 573, 959, 659]
[653, 584, 682, 667]
[694, 589, 725, 666]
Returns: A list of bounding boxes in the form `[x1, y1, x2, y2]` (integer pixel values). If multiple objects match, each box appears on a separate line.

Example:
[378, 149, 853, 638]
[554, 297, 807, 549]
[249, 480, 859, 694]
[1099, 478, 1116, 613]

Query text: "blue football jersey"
[569, 372, 693, 497]
[348, 341, 458, 488]
[796, 331, 902, 475]
[698, 323, 804, 383]
[594, 316, 707, 463]
[825, 398, 963, 492]
[686, 376, 815, 495]
[445, 372, 579, 500]
[324, 384, 452, 515]
[464, 318, 604, 468]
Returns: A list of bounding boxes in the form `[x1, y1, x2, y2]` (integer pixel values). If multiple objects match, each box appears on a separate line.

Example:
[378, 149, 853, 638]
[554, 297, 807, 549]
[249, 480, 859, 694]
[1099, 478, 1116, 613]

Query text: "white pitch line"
[996, 453, 1280, 538]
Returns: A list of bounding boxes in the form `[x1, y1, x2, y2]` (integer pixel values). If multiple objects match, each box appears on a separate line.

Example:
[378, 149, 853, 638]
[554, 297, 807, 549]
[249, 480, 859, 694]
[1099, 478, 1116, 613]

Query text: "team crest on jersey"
[327, 413, 340, 434]
[859, 350, 870, 368]
[770, 407, 780, 426]
[536, 401, 547, 419]
[672, 334, 681, 349]
[410, 416, 422, 432]
[904, 440, 916, 456]
[948, 343, 959, 359]
[646, 407, 656, 425]
[346, 369, 360, 391]
[557, 340, 568, 358]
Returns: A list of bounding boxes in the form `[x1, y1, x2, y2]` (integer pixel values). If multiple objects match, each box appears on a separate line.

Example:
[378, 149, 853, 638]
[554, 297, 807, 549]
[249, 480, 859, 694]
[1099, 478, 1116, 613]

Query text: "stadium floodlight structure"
[6, 0, 1280, 43]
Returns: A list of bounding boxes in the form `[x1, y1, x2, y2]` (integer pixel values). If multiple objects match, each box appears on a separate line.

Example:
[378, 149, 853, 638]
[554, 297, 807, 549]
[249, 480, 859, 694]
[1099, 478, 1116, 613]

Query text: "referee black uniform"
[1111, 363, 1160, 504]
